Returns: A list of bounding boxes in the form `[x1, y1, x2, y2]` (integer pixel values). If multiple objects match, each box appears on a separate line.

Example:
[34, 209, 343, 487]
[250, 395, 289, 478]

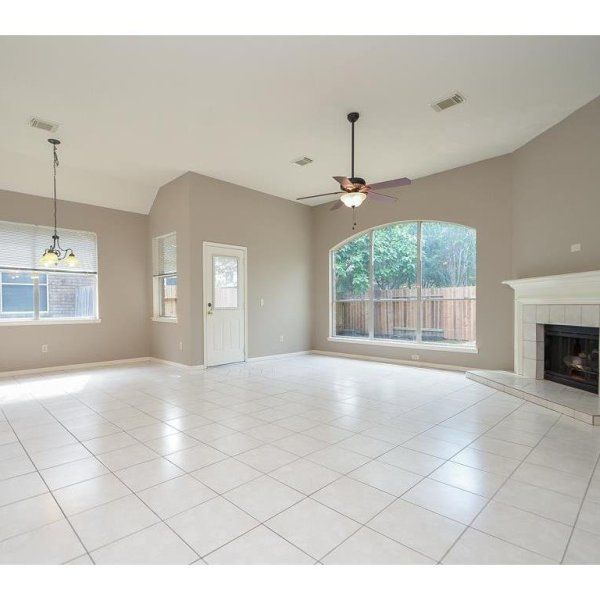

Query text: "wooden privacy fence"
[163, 283, 177, 318]
[335, 286, 476, 342]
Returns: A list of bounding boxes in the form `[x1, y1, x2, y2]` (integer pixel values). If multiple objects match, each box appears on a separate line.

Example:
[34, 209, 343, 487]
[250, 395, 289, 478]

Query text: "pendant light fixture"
[39, 139, 79, 268]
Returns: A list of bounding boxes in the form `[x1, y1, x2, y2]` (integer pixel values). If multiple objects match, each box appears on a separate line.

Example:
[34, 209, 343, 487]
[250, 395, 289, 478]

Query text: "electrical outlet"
[571, 243, 581, 253]
[279, 335, 284, 343]
[411, 354, 420, 361]
[260, 298, 265, 307]
[41, 344, 48, 353]
[179, 341, 183, 351]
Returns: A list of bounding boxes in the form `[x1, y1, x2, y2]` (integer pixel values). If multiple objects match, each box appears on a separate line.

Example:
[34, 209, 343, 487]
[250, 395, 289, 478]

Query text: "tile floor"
[0, 355, 599, 565]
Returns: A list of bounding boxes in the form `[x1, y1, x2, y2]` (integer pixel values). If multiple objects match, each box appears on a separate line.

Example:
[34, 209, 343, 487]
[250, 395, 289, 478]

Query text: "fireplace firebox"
[544, 324, 599, 393]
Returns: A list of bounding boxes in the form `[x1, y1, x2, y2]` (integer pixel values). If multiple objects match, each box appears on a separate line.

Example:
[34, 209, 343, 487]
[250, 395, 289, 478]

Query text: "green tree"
[333, 222, 476, 296]
[334, 233, 370, 298]
[373, 223, 417, 290]
[421, 222, 476, 288]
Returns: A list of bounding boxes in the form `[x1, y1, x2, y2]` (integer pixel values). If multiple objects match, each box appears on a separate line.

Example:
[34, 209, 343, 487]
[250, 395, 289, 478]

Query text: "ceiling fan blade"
[368, 191, 398, 204]
[329, 200, 344, 211]
[296, 191, 340, 201]
[370, 177, 411, 190]
[333, 176, 353, 190]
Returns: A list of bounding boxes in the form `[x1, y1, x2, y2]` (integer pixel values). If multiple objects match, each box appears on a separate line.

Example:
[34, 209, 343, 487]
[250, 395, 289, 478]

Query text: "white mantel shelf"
[503, 270, 600, 304]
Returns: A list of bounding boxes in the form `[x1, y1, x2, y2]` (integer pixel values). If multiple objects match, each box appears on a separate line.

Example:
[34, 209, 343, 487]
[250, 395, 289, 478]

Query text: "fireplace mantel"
[503, 270, 600, 304]
[467, 270, 600, 425]
[502, 269, 600, 406]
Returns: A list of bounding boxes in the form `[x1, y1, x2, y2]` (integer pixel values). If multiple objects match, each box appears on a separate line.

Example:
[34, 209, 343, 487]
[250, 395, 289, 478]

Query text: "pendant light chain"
[53, 141, 59, 236]
[39, 139, 79, 268]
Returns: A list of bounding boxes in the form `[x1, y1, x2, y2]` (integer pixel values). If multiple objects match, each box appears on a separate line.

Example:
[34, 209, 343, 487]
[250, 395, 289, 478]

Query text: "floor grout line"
[1, 357, 599, 564]
[558, 447, 600, 564]
[437, 414, 567, 563]
[0, 406, 98, 564]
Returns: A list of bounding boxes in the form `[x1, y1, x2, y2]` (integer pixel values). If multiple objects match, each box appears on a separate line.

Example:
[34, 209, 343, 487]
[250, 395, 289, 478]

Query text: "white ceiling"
[1, 36, 599, 213]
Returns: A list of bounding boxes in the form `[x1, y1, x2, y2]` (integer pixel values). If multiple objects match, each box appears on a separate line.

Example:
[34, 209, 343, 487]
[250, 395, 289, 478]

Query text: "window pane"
[40, 273, 97, 320]
[1, 284, 34, 313]
[213, 256, 238, 309]
[39, 284, 48, 312]
[372, 223, 418, 340]
[421, 222, 476, 344]
[160, 275, 177, 318]
[333, 233, 370, 337]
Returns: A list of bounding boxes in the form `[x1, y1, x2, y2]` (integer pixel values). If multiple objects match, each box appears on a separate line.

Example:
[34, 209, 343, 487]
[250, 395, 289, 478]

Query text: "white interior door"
[203, 243, 247, 367]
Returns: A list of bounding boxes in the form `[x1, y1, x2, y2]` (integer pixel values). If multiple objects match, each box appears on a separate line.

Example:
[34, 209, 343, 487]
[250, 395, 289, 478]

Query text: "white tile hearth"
[467, 370, 600, 424]
[1, 354, 600, 564]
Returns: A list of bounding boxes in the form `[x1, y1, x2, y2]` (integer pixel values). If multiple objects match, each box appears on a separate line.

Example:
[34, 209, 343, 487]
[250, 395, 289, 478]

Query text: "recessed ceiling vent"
[431, 92, 466, 112]
[292, 156, 313, 166]
[29, 117, 59, 133]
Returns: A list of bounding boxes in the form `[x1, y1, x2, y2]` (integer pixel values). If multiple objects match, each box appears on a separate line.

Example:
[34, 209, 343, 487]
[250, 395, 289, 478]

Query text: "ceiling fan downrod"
[347, 112, 359, 179]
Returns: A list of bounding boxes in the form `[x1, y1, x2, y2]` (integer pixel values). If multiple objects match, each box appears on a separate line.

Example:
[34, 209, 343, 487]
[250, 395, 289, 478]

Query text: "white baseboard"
[247, 351, 311, 363]
[310, 349, 468, 372]
[0, 356, 153, 378]
[0, 349, 467, 379]
[149, 357, 205, 370]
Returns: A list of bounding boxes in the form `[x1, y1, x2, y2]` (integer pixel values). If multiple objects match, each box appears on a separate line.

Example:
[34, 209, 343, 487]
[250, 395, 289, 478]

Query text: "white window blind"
[0, 220, 98, 273]
[153, 232, 177, 276]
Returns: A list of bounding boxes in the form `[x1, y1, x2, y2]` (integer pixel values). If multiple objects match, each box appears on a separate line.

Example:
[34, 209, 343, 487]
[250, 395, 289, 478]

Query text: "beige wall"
[148, 174, 193, 365]
[311, 156, 515, 371]
[3, 95, 599, 373]
[512, 96, 600, 278]
[188, 173, 312, 365]
[149, 172, 313, 366]
[0, 189, 149, 372]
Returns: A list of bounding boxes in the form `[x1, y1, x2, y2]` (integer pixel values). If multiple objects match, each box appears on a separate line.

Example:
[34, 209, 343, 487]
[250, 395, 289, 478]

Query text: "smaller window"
[153, 233, 177, 321]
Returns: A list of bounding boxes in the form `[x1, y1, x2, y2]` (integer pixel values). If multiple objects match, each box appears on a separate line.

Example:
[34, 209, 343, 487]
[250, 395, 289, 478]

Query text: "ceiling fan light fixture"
[340, 191, 366, 208]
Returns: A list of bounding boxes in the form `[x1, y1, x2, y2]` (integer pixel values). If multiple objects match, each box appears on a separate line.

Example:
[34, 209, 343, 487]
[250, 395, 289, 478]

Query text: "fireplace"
[544, 324, 599, 393]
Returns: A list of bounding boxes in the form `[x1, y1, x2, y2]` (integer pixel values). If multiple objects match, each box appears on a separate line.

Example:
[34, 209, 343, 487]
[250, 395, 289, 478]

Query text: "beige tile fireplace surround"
[467, 271, 600, 425]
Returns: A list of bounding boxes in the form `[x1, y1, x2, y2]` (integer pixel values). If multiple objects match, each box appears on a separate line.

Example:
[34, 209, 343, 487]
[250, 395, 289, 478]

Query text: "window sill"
[0, 318, 101, 327]
[152, 317, 178, 324]
[327, 336, 478, 354]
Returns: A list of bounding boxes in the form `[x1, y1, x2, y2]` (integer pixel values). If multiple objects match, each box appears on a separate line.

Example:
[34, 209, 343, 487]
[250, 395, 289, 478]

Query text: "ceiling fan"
[297, 112, 411, 211]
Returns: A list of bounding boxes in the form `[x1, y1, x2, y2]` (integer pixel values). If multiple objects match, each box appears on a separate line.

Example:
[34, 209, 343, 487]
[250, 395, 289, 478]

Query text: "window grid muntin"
[152, 232, 177, 320]
[331, 220, 476, 346]
[0, 269, 97, 321]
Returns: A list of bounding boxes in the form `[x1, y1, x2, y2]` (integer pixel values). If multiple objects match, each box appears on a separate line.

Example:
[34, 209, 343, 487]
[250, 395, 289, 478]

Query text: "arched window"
[330, 221, 476, 350]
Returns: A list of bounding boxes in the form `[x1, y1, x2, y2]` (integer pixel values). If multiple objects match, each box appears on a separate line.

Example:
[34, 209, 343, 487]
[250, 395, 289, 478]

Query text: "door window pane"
[421, 222, 476, 344]
[333, 233, 370, 337]
[213, 256, 239, 309]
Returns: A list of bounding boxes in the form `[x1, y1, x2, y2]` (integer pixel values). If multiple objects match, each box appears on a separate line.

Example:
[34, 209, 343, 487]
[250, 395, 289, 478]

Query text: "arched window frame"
[329, 220, 478, 353]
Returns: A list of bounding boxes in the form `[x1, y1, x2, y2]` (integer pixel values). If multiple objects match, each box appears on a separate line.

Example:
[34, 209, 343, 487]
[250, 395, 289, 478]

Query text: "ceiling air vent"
[29, 117, 59, 132]
[292, 156, 313, 166]
[431, 92, 466, 112]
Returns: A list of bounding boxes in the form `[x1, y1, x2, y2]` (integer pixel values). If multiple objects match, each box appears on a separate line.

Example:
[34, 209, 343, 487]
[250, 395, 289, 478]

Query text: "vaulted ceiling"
[1, 36, 599, 213]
